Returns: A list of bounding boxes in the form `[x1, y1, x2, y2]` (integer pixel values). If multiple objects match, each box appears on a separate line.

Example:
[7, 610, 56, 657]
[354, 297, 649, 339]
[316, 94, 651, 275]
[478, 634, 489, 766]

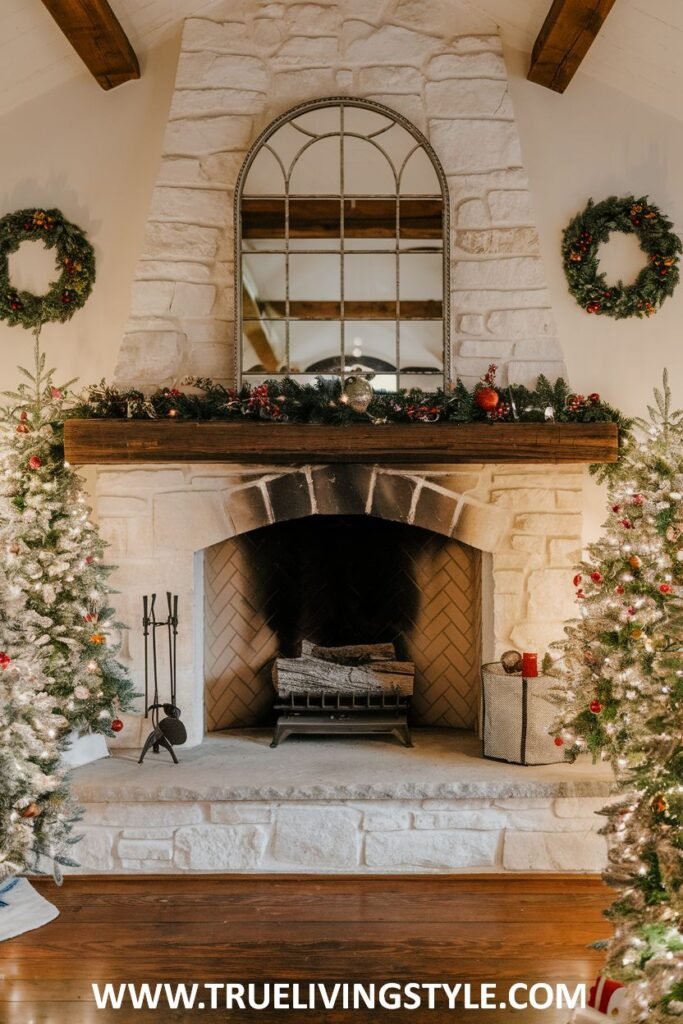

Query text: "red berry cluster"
[567, 393, 601, 413]
[247, 383, 285, 420]
[406, 404, 440, 422]
[568, 230, 593, 264]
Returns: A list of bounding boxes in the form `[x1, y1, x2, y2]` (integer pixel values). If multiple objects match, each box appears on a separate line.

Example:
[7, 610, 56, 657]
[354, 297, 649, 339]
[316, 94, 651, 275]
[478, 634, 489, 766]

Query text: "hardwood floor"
[3, 875, 610, 1023]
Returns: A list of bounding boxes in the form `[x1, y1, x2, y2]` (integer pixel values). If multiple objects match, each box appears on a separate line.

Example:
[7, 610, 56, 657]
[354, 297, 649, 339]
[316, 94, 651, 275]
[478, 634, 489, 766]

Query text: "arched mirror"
[235, 98, 449, 391]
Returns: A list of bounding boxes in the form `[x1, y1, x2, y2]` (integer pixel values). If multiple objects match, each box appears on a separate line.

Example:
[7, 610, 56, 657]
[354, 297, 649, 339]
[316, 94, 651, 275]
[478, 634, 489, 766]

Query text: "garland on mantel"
[73, 366, 632, 473]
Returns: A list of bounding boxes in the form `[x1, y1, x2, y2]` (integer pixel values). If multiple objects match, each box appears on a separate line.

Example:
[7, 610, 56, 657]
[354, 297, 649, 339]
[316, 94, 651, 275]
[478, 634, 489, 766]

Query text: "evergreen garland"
[0, 209, 96, 330]
[562, 196, 681, 319]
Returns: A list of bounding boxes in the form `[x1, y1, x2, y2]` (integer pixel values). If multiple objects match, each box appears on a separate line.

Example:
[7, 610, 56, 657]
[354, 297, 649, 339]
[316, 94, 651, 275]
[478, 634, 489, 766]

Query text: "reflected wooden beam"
[242, 289, 280, 373]
[41, 0, 140, 90]
[241, 199, 443, 239]
[245, 300, 443, 321]
[528, 0, 618, 93]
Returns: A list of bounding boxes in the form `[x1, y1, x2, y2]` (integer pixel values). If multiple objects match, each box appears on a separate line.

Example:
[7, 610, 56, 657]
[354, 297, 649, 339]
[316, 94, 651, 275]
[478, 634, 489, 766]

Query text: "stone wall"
[73, 795, 607, 873]
[114, 0, 565, 391]
[100, 461, 583, 749]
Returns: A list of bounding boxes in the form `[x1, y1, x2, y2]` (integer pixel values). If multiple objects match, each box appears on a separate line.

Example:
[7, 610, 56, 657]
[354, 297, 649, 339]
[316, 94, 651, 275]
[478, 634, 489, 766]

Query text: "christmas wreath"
[0, 208, 96, 330]
[562, 195, 681, 318]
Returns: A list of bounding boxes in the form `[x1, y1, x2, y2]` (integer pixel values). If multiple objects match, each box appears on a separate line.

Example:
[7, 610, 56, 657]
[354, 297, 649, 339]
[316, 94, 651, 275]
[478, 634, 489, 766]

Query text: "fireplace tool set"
[139, 592, 187, 765]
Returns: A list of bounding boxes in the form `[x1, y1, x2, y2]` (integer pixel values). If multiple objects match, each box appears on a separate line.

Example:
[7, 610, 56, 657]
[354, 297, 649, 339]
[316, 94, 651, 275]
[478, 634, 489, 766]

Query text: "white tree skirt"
[0, 877, 59, 942]
[61, 730, 109, 769]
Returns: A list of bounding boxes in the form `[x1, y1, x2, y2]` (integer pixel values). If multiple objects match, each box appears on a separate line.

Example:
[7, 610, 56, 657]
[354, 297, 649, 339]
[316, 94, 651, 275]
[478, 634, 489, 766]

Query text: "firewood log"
[273, 655, 414, 697]
[301, 640, 396, 663]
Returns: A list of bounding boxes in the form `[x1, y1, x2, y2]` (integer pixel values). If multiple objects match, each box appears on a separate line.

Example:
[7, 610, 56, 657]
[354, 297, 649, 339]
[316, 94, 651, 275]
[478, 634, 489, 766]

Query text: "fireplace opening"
[204, 515, 482, 735]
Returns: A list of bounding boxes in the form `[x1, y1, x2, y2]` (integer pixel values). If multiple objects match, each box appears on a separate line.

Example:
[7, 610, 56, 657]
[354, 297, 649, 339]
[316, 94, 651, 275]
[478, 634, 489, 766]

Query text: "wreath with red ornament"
[0, 208, 96, 330]
[562, 194, 681, 319]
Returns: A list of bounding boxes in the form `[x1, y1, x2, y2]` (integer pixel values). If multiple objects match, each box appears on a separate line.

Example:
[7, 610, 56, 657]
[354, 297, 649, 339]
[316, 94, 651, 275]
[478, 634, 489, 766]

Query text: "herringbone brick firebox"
[204, 517, 482, 732]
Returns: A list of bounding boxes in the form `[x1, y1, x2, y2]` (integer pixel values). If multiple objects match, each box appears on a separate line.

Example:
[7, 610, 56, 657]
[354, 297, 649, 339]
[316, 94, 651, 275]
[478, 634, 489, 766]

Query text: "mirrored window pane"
[290, 321, 341, 374]
[289, 254, 341, 302]
[242, 320, 287, 375]
[344, 253, 395, 301]
[400, 148, 441, 195]
[399, 253, 443, 301]
[398, 372, 444, 393]
[242, 147, 285, 196]
[399, 322, 444, 372]
[345, 321, 397, 373]
[242, 253, 286, 309]
[343, 136, 396, 195]
[290, 137, 341, 194]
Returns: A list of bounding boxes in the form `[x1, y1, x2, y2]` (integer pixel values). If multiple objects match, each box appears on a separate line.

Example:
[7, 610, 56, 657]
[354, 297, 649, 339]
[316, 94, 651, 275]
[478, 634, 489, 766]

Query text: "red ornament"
[554, 736, 564, 747]
[590, 571, 603, 584]
[50, 386, 62, 399]
[0, 652, 11, 669]
[659, 583, 673, 594]
[19, 410, 28, 421]
[612, 504, 621, 514]
[631, 494, 644, 506]
[111, 718, 124, 733]
[586, 302, 602, 314]
[83, 612, 97, 622]
[615, 585, 625, 595]
[85, 555, 94, 565]
[589, 700, 603, 714]
[620, 519, 632, 530]
[474, 387, 500, 412]
[573, 574, 582, 587]
[16, 423, 29, 434]
[28, 455, 42, 470]
[576, 588, 585, 599]
[588, 393, 600, 403]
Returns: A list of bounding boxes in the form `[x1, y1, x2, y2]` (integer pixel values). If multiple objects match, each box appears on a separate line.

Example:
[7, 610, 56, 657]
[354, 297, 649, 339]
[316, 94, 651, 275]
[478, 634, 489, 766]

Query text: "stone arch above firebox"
[151, 465, 510, 554]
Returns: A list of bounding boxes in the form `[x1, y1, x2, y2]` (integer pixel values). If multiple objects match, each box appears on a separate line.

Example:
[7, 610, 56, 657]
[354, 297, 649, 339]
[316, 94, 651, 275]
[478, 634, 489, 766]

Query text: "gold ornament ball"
[21, 802, 41, 819]
[343, 375, 373, 414]
[500, 650, 522, 674]
[629, 555, 642, 570]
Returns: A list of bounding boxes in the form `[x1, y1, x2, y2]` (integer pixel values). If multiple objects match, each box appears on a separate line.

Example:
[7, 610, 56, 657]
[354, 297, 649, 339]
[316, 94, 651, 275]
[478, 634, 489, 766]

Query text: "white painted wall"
[1, 20, 682, 545]
[0, 34, 179, 393]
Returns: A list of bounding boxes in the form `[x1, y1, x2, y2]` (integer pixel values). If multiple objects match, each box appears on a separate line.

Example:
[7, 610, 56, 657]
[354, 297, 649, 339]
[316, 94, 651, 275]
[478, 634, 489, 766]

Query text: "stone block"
[493, 569, 523, 594]
[503, 831, 607, 871]
[554, 797, 612, 819]
[458, 314, 484, 334]
[121, 828, 176, 839]
[136, 260, 213, 284]
[458, 339, 514, 358]
[170, 89, 266, 120]
[494, 798, 552, 810]
[142, 222, 219, 261]
[117, 838, 173, 861]
[130, 280, 174, 316]
[452, 257, 545, 291]
[175, 825, 267, 870]
[210, 803, 273, 824]
[548, 538, 582, 566]
[432, 119, 521, 175]
[412, 485, 460, 535]
[426, 79, 511, 118]
[414, 810, 506, 830]
[253, 19, 283, 49]
[421, 799, 492, 810]
[509, 621, 567, 654]
[344, 25, 439, 63]
[225, 484, 271, 535]
[171, 283, 217, 317]
[365, 829, 500, 869]
[451, 288, 551, 311]
[159, 157, 202, 183]
[274, 35, 338, 64]
[512, 338, 563, 359]
[513, 513, 581, 535]
[267, 472, 313, 522]
[154, 491, 230, 551]
[186, 342, 234, 378]
[527, 568, 579, 621]
[311, 464, 373, 516]
[455, 228, 539, 257]
[492, 488, 556, 511]
[556, 490, 582, 511]
[200, 151, 248, 186]
[70, 827, 115, 872]
[83, 803, 204, 827]
[182, 19, 249, 52]
[119, 859, 172, 872]
[97, 496, 148, 518]
[272, 806, 361, 868]
[286, 4, 341, 34]
[362, 807, 413, 831]
[336, 69, 354, 90]
[150, 187, 230, 224]
[457, 199, 489, 227]
[164, 116, 253, 157]
[358, 65, 422, 93]
[371, 472, 416, 524]
[488, 190, 534, 224]
[454, 35, 503, 54]
[428, 53, 506, 79]
[176, 52, 268, 91]
[487, 308, 554, 338]
[363, 94, 425, 132]
[454, 500, 507, 552]
[273, 68, 336, 101]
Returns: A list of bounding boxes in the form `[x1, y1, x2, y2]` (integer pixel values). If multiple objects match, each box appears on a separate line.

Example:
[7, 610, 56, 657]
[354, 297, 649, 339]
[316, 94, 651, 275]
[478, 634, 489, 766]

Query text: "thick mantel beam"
[63, 420, 619, 466]
[41, 0, 140, 90]
[528, 0, 618, 93]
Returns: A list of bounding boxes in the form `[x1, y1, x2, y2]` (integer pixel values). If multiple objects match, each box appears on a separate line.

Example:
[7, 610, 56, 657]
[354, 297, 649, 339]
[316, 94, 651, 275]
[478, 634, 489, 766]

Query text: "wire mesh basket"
[481, 662, 565, 766]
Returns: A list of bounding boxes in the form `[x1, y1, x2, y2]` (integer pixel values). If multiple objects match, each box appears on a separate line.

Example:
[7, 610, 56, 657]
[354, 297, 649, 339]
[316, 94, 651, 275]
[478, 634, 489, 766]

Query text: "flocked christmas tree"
[0, 648, 77, 880]
[0, 334, 135, 736]
[553, 372, 683, 1022]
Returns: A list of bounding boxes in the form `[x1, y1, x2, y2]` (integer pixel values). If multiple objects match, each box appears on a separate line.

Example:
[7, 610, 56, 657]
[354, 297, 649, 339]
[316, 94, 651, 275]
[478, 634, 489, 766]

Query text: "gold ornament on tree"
[20, 802, 42, 819]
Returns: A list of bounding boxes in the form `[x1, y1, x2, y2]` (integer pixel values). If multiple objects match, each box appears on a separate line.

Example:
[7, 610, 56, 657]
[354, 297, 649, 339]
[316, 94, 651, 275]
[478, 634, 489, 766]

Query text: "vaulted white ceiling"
[2, 0, 682, 121]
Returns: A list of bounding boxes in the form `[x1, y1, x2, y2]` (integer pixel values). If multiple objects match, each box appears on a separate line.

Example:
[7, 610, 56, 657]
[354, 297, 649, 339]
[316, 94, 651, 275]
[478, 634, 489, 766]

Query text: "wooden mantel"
[63, 420, 619, 465]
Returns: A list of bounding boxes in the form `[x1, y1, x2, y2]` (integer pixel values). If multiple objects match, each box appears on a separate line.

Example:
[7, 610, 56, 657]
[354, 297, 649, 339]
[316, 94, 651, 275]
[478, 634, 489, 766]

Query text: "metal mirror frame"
[234, 96, 451, 388]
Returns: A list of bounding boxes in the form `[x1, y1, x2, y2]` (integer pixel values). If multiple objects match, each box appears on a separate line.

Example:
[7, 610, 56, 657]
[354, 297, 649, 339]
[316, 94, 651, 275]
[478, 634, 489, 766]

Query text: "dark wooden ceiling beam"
[41, 0, 140, 90]
[528, 0, 618, 93]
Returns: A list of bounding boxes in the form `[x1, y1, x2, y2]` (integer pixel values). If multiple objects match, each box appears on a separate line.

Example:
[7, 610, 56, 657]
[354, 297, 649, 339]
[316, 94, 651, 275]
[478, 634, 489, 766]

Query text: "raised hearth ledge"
[74, 731, 613, 803]
[68, 732, 614, 875]
[63, 420, 619, 465]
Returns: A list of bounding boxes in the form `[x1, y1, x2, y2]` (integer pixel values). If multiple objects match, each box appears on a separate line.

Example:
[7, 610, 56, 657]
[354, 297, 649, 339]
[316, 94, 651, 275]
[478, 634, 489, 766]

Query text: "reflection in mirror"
[237, 98, 448, 388]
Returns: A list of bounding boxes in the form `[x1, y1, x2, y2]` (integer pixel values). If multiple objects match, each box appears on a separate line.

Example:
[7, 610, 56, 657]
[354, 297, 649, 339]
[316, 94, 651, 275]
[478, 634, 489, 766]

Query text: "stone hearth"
[71, 730, 613, 874]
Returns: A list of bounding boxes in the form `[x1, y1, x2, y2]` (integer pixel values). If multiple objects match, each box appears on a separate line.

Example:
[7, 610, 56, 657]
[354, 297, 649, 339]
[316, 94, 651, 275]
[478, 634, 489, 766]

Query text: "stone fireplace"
[65, 0, 615, 874]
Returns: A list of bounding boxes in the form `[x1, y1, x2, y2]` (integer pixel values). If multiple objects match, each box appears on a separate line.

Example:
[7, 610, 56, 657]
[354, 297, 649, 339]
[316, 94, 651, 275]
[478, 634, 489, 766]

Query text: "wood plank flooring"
[2, 875, 610, 1023]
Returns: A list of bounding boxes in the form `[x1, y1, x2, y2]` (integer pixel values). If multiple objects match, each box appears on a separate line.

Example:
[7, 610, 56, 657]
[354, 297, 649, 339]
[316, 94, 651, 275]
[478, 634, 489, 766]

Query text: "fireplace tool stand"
[139, 592, 186, 765]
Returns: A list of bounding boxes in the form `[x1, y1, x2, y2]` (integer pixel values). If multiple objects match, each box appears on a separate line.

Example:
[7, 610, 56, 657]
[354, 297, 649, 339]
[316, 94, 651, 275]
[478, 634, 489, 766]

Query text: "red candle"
[522, 652, 538, 677]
